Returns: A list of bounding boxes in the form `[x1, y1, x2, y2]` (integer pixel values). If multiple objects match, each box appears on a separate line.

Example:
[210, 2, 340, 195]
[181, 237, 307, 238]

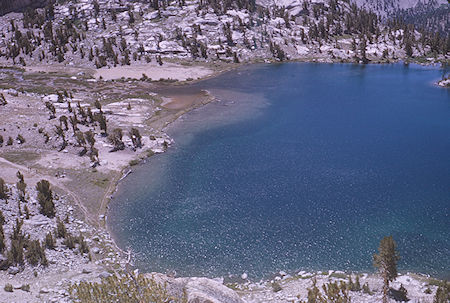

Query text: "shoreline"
[103, 61, 449, 282]
[101, 87, 219, 264]
[0, 60, 448, 302]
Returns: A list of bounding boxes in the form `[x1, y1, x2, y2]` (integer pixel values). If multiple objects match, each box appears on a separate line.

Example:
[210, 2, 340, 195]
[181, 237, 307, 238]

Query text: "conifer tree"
[405, 39, 413, 57]
[0, 209, 4, 225]
[16, 171, 26, 202]
[0, 211, 5, 253]
[129, 128, 142, 149]
[26, 240, 44, 266]
[374, 236, 400, 303]
[0, 178, 8, 201]
[36, 180, 55, 218]
[56, 217, 67, 238]
[45, 232, 55, 249]
[0, 224, 5, 253]
[108, 128, 125, 151]
[433, 282, 449, 303]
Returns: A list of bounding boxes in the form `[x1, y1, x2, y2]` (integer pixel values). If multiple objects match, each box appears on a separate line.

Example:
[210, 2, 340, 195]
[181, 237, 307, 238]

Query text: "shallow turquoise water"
[109, 63, 450, 280]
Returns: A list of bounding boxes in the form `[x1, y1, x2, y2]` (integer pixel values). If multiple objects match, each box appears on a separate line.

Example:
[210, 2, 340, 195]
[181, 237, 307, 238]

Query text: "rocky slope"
[0, 0, 448, 71]
[354, 0, 447, 15]
[0, 0, 47, 15]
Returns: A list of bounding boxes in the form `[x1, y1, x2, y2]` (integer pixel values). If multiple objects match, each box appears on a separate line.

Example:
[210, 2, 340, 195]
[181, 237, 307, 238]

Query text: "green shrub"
[16, 134, 25, 144]
[347, 275, 361, 291]
[362, 282, 372, 295]
[68, 272, 186, 303]
[301, 279, 351, 303]
[129, 159, 139, 166]
[272, 282, 282, 292]
[4, 283, 13, 292]
[330, 272, 347, 279]
[20, 284, 30, 292]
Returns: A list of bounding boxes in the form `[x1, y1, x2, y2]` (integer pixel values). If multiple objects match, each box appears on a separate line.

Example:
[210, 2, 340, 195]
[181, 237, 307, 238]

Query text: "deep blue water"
[109, 63, 450, 280]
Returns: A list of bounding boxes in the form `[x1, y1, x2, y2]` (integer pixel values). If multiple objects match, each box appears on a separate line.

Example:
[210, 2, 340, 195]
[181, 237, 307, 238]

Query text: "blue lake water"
[108, 63, 450, 280]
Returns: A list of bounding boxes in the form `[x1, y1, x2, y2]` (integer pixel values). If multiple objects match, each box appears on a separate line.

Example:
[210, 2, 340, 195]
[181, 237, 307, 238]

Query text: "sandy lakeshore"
[94, 62, 214, 81]
[0, 62, 220, 302]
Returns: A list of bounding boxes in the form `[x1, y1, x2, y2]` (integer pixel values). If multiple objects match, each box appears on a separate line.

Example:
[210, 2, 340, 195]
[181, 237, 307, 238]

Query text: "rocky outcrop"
[150, 273, 244, 303]
[0, 0, 48, 15]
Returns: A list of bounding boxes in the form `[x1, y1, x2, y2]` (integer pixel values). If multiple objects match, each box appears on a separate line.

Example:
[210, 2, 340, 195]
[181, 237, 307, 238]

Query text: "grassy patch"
[0, 84, 14, 90]
[0, 150, 40, 164]
[21, 86, 57, 95]
[330, 272, 348, 279]
[272, 282, 282, 292]
[426, 278, 446, 287]
[299, 274, 315, 279]
[129, 159, 140, 166]
[93, 177, 110, 188]
[0, 65, 25, 71]
[226, 283, 240, 291]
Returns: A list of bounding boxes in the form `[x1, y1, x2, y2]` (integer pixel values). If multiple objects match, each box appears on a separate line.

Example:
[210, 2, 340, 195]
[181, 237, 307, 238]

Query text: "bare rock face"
[149, 273, 244, 303]
[184, 278, 243, 303]
[0, 0, 48, 15]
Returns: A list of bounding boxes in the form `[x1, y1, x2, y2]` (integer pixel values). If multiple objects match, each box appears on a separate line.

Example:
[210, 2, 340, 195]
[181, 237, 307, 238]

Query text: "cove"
[108, 63, 450, 280]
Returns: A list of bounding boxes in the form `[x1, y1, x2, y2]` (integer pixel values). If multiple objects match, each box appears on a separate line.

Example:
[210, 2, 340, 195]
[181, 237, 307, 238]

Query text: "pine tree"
[36, 180, 55, 218]
[405, 39, 413, 57]
[374, 236, 400, 303]
[107, 128, 124, 151]
[433, 282, 449, 303]
[16, 171, 26, 202]
[359, 36, 368, 64]
[0, 210, 4, 225]
[0, 219, 6, 253]
[25, 240, 43, 266]
[55, 218, 67, 238]
[0, 178, 8, 201]
[45, 232, 55, 249]
[129, 128, 142, 149]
